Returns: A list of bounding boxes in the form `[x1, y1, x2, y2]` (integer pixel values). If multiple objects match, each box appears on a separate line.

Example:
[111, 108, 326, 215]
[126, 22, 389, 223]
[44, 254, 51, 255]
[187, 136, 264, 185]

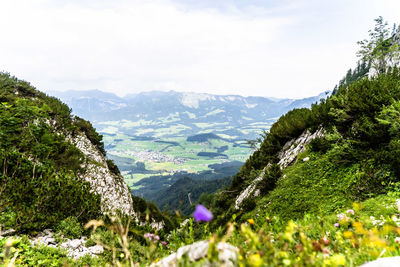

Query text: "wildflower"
[248, 253, 262, 267]
[320, 236, 330, 245]
[247, 218, 255, 225]
[343, 231, 353, 239]
[154, 235, 160, 241]
[144, 233, 155, 241]
[330, 254, 346, 265]
[322, 247, 331, 257]
[396, 199, 400, 213]
[395, 237, 400, 244]
[193, 204, 213, 222]
[161, 241, 167, 246]
[346, 209, 355, 215]
[334, 223, 340, 227]
[337, 213, 347, 221]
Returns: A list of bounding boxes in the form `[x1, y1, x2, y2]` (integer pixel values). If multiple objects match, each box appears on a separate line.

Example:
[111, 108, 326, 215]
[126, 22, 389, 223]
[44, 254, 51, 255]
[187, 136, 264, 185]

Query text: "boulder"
[360, 256, 400, 267]
[152, 240, 238, 267]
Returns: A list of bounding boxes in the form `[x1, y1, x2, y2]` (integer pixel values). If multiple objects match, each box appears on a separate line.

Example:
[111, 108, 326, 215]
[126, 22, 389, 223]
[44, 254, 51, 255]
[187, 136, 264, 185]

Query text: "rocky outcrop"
[234, 128, 324, 210]
[70, 133, 165, 230]
[70, 133, 136, 216]
[152, 240, 238, 267]
[235, 170, 265, 210]
[278, 128, 324, 169]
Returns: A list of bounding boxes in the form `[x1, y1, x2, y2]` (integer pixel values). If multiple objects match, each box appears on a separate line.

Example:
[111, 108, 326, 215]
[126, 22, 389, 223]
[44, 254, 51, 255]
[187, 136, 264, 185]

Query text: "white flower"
[396, 199, 400, 213]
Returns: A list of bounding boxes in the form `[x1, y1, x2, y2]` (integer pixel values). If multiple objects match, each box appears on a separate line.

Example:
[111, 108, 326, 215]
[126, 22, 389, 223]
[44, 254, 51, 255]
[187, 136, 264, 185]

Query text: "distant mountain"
[48, 90, 330, 140]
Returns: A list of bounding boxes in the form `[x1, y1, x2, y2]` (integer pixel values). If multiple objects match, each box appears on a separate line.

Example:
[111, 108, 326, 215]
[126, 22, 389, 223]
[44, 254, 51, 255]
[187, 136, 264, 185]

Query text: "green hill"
[0, 73, 173, 233]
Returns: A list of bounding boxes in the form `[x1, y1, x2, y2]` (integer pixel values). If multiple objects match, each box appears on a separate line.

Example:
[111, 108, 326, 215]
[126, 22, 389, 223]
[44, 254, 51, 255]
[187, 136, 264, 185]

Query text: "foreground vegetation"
[1, 17, 400, 266]
[3, 194, 400, 266]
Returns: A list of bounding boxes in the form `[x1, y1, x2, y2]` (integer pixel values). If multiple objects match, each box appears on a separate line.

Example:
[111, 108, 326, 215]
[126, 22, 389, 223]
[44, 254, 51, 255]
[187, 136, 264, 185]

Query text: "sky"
[0, 0, 399, 99]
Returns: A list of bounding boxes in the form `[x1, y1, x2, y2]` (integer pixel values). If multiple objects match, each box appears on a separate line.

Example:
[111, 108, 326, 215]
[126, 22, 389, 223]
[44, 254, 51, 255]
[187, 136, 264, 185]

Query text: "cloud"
[0, 0, 398, 98]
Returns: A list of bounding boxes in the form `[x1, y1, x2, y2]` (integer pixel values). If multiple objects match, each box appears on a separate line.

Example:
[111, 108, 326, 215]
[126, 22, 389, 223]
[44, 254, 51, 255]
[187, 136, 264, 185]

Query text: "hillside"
[0, 73, 172, 233]
[210, 19, 400, 226]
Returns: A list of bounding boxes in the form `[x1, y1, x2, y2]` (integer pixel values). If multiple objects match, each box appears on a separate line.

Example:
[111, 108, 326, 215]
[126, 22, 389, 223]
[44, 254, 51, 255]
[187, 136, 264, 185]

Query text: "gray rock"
[29, 230, 104, 259]
[43, 229, 53, 236]
[278, 128, 324, 169]
[360, 256, 400, 267]
[88, 244, 104, 255]
[0, 228, 16, 237]
[152, 240, 238, 267]
[63, 239, 83, 250]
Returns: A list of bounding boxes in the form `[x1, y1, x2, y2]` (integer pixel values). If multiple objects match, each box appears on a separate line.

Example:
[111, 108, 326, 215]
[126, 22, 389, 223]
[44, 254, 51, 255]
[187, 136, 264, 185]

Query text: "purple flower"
[193, 204, 213, 222]
[334, 223, 340, 228]
[161, 241, 167, 246]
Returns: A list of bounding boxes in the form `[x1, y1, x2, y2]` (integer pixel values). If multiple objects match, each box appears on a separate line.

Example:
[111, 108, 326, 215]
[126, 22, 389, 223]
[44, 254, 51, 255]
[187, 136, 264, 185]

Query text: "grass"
[4, 194, 400, 266]
[102, 133, 251, 184]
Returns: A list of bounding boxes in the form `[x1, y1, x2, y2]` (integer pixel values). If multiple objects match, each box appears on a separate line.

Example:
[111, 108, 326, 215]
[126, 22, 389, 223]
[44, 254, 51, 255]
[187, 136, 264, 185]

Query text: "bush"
[0, 152, 101, 232]
[308, 137, 331, 153]
[259, 163, 282, 195]
[55, 217, 83, 239]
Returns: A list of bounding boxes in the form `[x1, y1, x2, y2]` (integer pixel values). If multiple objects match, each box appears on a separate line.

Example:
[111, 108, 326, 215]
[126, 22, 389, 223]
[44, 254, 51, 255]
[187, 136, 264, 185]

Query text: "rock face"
[152, 240, 238, 267]
[30, 229, 104, 259]
[71, 133, 165, 230]
[235, 170, 265, 210]
[278, 128, 324, 169]
[234, 128, 324, 210]
[70, 133, 136, 216]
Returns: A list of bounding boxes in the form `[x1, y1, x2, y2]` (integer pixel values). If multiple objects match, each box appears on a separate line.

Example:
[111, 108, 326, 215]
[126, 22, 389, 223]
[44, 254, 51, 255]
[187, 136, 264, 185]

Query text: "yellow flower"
[343, 231, 353, 239]
[286, 220, 297, 232]
[279, 251, 289, 258]
[249, 253, 263, 267]
[248, 218, 255, 225]
[330, 254, 346, 266]
[283, 259, 291, 266]
[283, 232, 293, 242]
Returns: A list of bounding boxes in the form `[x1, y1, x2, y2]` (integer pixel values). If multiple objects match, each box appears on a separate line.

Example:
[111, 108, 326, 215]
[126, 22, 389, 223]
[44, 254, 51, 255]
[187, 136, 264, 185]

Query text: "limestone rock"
[88, 244, 104, 255]
[70, 133, 136, 217]
[360, 256, 400, 267]
[0, 228, 16, 237]
[278, 128, 324, 169]
[235, 170, 264, 210]
[152, 240, 238, 267]
[30, 229, 105, 259]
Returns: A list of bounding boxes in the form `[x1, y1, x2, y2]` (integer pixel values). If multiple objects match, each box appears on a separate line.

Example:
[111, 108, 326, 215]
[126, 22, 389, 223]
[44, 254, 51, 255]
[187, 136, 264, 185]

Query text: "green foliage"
[332, 61, 370, 94]
[0, 72, 103, 233]
[0, 235, 106, 266]
[106, 159, 120, 176]
[308, 137, 332, 153]
[357, 16, 400, 75]
[55, 217, 84, 239]
[1, 159, 101, 232]
[73, 117, 106, 156]
[259, 163, 281, 195]
[151, 176, 232, 215]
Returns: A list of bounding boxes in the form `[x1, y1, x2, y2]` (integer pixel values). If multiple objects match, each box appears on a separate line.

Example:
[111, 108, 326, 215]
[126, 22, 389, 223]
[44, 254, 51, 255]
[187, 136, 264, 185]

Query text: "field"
[96, 119, 273, 188]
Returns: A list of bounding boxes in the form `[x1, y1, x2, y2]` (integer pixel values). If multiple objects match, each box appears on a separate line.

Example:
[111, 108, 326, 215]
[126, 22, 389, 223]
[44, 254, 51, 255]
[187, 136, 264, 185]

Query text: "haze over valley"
[50, 89, 329, 207]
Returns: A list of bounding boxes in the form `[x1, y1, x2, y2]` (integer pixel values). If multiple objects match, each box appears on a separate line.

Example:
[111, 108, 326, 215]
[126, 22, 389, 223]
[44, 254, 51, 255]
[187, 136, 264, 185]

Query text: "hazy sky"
[0, 0, 399, 98]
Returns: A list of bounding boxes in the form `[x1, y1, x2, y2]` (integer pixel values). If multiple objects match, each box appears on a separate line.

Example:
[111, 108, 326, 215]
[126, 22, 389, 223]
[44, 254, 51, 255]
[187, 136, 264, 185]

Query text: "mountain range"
[49, 90, 330, 140]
